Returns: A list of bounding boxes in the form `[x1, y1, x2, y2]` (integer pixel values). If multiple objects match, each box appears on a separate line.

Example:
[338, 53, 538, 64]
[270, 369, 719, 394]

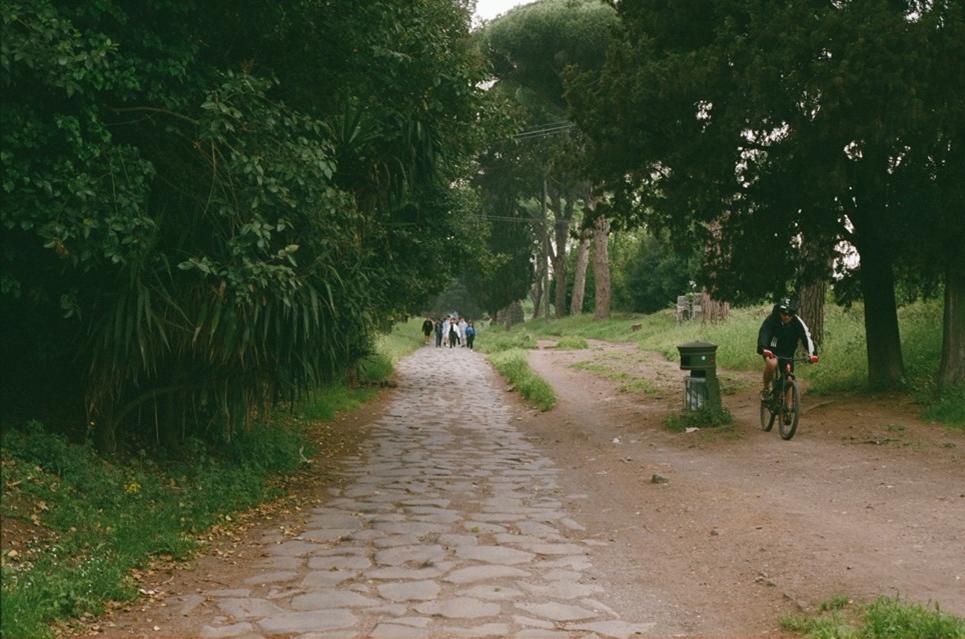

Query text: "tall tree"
[0, 0, 486, 446]
[571, 0, 962, 389]
[477, 0, 617, 318]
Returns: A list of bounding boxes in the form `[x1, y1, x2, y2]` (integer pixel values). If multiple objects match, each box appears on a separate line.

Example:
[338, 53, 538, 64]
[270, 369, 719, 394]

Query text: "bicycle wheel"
[760, 393, 776, 432]
[779, 380, 800, 440]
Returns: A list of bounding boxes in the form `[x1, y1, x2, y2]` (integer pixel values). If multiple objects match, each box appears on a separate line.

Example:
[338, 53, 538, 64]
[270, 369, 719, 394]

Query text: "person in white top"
[458, 317, 468, 347]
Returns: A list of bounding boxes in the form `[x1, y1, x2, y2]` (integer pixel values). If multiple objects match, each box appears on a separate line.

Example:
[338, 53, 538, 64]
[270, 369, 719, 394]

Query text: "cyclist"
[756, 298, 818, 400]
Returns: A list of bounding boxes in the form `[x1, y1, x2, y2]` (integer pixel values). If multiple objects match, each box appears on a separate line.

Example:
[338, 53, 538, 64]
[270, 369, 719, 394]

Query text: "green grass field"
[478, 299, 960, 427]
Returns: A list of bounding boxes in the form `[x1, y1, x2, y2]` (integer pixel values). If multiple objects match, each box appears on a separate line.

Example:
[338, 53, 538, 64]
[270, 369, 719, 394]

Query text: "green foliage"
[781, 595, 964, 639]
[475, 326, 538, 354]
[0, 421, 307, 639]
[487, 348, 556, 411]
[0, 318, 414, 637]
[665, 405, 733, 432]
[1, 0, 486, 448]
[555, 335, 588, 350]
[570, 0, 965, 390]
[499, 298, 957, 424]
[610, 231, 697, 314]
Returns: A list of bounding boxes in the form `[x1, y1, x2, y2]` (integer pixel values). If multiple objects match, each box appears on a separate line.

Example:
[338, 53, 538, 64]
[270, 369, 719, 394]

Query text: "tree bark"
[570, 230, 591, 315]
[853, 223, 904, 389]
[592, 214, 611, 320]
[938, 247, 965, 388]
[798, 280, 827, 348]
[552, 194, 574, 318]
[542, 176, 551, 320]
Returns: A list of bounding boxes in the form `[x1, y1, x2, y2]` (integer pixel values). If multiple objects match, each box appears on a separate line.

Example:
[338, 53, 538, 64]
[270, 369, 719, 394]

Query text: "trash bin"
[677, 341, 720, 411]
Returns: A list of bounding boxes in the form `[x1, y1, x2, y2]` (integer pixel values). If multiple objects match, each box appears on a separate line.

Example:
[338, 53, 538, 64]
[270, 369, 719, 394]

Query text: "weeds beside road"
[0, 320, 424, 639]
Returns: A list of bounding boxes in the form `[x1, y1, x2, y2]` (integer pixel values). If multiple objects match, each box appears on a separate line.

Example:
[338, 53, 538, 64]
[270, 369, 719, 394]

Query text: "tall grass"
[0, 320, 420, 639]
[488, 349, 556, 411]
[780, 595, 964, 638]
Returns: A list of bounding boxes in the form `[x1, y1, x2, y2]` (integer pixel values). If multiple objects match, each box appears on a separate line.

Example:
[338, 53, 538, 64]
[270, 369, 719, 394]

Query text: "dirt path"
[520, 340, 964, 636]
[79, 341, 964, 638]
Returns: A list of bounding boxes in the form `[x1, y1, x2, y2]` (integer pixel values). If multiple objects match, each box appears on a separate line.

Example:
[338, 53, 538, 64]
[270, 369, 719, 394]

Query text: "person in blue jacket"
[757, 298, 818, 400]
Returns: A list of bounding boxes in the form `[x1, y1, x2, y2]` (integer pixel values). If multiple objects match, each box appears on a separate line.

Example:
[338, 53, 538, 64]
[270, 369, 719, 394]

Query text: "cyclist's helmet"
[777, 298, 798, 315]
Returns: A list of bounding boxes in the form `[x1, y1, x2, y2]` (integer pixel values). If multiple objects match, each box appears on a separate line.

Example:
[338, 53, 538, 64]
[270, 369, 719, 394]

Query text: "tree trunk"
[570, 231, 591, 315]
[542, 176, 551, 320]
[798, 280, 827, 348]
[592, 215, 611, 320]
[552, 195, 574, 318]
[854, 225, 904, 389]
[938, 248, 965, 388]
[530, 276, 543, 319]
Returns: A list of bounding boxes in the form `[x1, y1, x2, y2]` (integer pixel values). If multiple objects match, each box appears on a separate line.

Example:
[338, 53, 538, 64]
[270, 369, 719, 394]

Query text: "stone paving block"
[243, 571, 298, 585]
[444, 565, 530, 584]
[442, 622, 511, 637]
[414, 597, 501, 619]
[306, 554, 371, 570]
[463, 521, 507, 534]
[455, 544, 536, 565]
[374, 544, 446, 566]
[300, 528, 356, 543]
[560, 517, 587, 531]
[520, 581, 604, 599]
[254, 555, 303, 571]
[200, 622, 256, 638]
[268, 540, 320, 557]
[216, 598, 285, 619]
[515, 630, 572, 639]
[565, 620, 656, 638]
[207, 588, 252, 598]
[299, 570, 358, 588]
[437, 533, 478, 547]
[456, 584, 524, 601]
[257, 610, 358, 634]
[514, 615, 555, 629]
[370, 623, 430, 639]
[581, 598, 619, 616]
[530, 543, 589, 556]
[289, 590, 382, 609]
[377, 579, 441, 602]
[178, 594, 205, 616]
[373, 534, 423, 548]
[366, 562, 453, 580]
[516, 602, 599, 622]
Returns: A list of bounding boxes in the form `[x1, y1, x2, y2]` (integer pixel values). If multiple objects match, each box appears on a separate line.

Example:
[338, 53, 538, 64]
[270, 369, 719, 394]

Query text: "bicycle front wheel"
[779, 380, 800, 440]
[760, 397, 776, 432]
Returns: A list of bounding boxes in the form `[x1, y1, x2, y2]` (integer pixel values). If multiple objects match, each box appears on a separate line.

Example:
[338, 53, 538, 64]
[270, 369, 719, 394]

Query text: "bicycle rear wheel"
[760, 396, 776, 432]
[779, 380, 800, 440]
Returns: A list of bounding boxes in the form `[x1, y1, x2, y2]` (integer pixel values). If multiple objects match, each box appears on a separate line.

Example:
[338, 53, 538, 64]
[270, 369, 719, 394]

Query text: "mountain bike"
[760, 355, 816, 440]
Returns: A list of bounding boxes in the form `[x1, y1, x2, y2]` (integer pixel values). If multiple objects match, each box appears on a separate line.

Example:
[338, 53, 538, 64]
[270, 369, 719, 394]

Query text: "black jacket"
[757, 306, 817, 358]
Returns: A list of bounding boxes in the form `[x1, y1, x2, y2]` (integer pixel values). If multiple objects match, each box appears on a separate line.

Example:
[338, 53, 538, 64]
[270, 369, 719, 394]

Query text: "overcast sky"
[473, 0, 535, 26]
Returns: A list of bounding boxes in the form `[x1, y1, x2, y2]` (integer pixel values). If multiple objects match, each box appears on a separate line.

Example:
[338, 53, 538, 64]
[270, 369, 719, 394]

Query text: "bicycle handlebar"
[762, 350, 818, 364]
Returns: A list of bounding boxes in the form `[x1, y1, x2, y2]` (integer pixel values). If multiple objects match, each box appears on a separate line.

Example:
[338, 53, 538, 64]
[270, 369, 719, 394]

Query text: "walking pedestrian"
[465, 321, 476, 350]
[422, 316, 434, 344]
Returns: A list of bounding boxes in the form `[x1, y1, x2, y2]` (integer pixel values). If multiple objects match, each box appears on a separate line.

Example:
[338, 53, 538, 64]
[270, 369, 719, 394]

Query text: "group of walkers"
[422, 316, 476, 350]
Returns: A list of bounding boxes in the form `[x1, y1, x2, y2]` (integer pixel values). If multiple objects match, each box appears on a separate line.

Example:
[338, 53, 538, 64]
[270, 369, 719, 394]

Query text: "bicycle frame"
[761, 356, 812, 440]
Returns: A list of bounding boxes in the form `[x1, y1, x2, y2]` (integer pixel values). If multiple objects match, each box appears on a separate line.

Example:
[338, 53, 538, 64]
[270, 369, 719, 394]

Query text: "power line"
[512, 122, 575, 140]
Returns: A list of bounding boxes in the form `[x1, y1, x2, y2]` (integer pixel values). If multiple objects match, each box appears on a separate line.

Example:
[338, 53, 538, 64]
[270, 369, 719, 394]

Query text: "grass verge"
[488, 348, 556, 411]
[0, 321, 421, 639]
[490, 299, 961, 426]
[780, 594, 964, 638]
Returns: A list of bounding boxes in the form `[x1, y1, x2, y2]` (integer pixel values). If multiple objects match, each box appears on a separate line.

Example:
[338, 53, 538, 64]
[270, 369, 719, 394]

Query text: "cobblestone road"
[193, 346, 654, 638]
